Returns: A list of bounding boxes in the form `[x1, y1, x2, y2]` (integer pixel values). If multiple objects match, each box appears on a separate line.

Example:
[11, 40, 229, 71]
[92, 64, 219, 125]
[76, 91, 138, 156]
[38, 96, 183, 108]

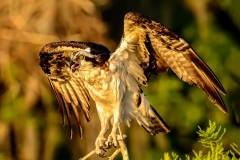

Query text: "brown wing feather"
[123, 12, 227, 113]
[48, 78, 66, 126]
[39, 42, 93, 138]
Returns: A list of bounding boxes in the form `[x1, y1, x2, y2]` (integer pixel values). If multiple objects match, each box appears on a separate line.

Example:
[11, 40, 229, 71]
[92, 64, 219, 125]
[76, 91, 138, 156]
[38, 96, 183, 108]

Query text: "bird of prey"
[39, 12, 227, 155]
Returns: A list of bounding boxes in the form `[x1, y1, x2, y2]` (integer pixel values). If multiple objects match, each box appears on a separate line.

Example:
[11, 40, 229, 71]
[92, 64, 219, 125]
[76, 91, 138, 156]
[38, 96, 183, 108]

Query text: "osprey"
[39, 12, 227, 155]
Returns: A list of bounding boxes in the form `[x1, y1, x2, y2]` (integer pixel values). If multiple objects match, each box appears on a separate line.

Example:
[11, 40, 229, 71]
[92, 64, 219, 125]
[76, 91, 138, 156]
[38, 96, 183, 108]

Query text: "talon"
[99, 152, 107, 158]
[95, 136, 107, 154]
[96, 149, 107, 158]
[104, 142, 111, 149]
[114, 140, 118, 147]
[107, 133, 118, 148]
[100, 146, 107, 152]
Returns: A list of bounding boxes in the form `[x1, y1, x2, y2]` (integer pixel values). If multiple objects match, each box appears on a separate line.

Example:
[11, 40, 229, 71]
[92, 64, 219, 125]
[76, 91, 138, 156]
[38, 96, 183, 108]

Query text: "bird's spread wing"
[39, 41, 101, 138]
[112, 12, 227, 113]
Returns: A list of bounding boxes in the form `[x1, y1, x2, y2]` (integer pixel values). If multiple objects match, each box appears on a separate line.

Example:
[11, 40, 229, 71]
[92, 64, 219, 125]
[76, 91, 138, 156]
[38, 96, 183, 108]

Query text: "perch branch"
[118, 137, 129, 160]
[108, 148, 121, 160]
[117, 126, 129, 160]
[80, 134, 129, 160]
[79, 149, 96, 160]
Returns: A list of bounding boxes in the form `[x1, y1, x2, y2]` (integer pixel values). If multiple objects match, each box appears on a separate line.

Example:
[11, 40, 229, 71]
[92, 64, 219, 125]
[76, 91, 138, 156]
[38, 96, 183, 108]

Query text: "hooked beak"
[70, 60, 80, 73]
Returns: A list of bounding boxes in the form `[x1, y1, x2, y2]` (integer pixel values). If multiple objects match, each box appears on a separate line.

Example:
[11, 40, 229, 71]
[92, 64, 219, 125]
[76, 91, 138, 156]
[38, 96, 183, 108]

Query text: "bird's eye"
[79, 54, 85, 60]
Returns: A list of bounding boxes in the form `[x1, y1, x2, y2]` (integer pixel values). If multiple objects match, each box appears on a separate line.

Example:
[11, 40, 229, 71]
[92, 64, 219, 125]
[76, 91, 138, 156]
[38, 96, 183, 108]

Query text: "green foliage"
[161, 121, 240, 160]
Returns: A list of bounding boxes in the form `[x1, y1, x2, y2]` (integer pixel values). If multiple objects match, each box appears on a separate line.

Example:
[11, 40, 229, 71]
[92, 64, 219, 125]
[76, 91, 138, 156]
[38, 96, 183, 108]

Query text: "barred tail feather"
[140, 105, 170, 135]
[134, 92, 170, 135]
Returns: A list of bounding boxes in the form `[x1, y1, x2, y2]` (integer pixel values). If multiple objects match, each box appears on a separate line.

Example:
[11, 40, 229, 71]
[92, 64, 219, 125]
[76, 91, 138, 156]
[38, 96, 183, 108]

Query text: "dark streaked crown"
[39, 41, 111, 55]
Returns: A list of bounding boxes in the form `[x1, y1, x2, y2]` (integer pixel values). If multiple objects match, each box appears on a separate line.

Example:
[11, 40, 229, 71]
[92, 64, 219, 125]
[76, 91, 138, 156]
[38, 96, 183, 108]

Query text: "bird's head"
[70, 47, 110, 73]
[70, 49, 94, 72]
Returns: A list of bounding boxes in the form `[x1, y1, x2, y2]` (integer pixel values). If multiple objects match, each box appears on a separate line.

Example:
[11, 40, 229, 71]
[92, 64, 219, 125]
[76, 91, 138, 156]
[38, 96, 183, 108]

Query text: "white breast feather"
[110, 40, 147, 92]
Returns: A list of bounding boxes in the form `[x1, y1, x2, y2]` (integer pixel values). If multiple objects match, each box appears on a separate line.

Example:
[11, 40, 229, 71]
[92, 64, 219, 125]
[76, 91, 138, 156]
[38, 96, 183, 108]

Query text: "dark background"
[0, 0, 240, 159]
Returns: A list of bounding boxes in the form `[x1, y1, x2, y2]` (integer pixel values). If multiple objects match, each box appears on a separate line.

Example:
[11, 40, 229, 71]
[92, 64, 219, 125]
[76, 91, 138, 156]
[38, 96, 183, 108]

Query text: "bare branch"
[79, 149, 96, 160]
[118, 137, 129, 160]
[80, 134, 129, 160]
[108, 148, 121, 160]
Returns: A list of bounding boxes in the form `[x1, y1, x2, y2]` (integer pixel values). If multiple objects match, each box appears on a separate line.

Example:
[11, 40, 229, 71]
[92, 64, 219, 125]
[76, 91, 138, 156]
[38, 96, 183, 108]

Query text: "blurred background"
[0, 0, 240, 159]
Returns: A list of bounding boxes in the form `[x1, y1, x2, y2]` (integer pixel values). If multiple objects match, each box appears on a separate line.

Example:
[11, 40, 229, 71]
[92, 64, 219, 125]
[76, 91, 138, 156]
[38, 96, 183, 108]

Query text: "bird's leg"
[95, 105, 109, 155]
[107, 122, 119, 147]
[107, 108, 122, 147]
[95, 123, 108, 154]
